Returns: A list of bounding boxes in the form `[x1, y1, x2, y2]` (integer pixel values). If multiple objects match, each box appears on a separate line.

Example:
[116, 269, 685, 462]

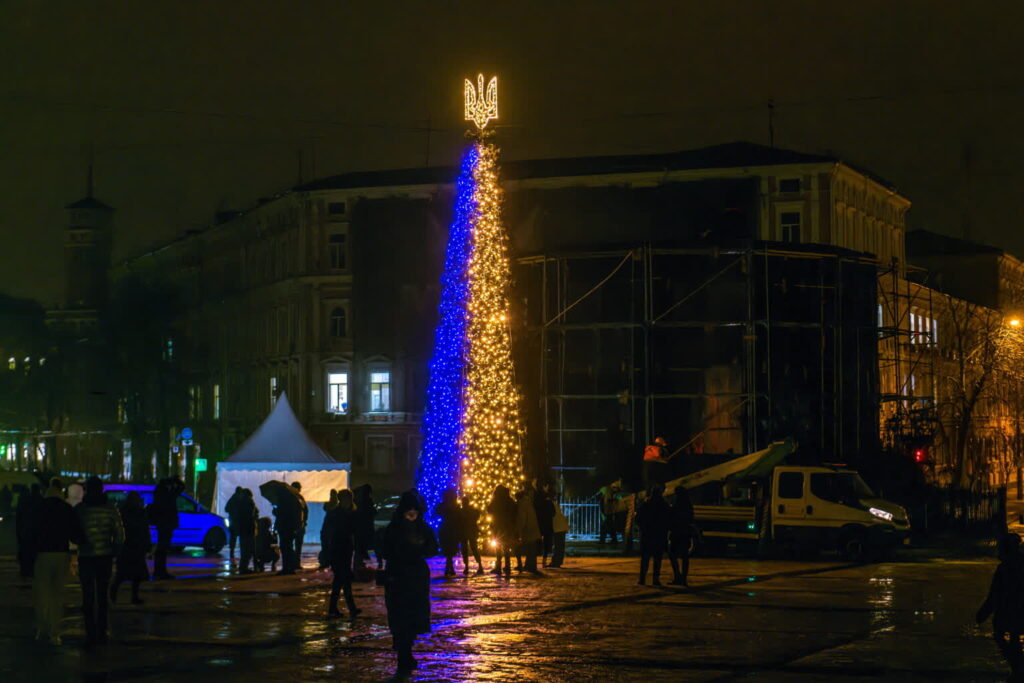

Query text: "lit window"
[327, 372, 349, 414]
[329, 234, 347, 270]
[117, 398, 128, 424]
[213, 384, 221, 420]
[7, 357, 14, 370]
[330, 307, 347, 338]
[270, 377, 278, 407]
[370, 371, 391, 412]
[780, 212, 801, 243]
[39, 357, 45, 366]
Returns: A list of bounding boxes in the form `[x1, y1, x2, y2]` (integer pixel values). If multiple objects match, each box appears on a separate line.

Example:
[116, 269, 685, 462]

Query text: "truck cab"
[771, 465, 910, 558]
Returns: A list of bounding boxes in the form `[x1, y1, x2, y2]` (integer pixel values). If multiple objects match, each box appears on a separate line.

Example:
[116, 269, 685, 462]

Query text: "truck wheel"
[203, 527, 227, 554]
[841, 533, 867, 562]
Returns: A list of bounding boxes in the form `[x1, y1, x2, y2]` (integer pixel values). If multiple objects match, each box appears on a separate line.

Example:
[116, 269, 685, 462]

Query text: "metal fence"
[561, 498, 602, 540]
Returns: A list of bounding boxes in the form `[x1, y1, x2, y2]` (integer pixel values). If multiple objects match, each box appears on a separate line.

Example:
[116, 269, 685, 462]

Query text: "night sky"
[2, 2, 1022, 305]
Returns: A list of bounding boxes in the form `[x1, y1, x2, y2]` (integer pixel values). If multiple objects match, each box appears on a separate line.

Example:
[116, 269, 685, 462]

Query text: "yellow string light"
[459, 140, 525, 543]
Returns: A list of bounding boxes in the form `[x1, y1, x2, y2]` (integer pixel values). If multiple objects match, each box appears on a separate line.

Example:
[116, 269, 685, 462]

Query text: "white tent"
[213, 392, 349, 543]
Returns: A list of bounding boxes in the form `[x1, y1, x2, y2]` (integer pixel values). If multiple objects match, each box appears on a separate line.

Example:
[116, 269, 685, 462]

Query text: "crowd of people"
[7, 469, 699, 679]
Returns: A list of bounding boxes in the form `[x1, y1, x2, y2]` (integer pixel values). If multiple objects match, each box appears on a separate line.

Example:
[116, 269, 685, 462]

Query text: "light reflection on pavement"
[0, 549, 1011, 682]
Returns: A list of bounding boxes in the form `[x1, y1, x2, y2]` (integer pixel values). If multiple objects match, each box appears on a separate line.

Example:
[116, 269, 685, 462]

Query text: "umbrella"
[259, 480, 302, 516]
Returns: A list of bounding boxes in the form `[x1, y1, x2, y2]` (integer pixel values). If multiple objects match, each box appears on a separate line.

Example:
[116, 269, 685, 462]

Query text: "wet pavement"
[0, 547, 1011, 682]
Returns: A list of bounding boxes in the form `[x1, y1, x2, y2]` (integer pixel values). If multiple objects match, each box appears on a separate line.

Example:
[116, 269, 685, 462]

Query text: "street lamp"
[1010, 319, 1021, 327]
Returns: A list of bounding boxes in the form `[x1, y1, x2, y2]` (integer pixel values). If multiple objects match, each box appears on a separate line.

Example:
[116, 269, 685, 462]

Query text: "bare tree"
[936, 296, 1006, 490]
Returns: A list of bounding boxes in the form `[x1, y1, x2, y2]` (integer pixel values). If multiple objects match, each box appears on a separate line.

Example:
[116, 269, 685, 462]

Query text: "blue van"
[103, 484, 228, 553]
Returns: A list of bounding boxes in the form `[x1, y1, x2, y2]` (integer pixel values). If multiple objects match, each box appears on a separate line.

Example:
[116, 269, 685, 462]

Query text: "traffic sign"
[194, 458, 208, 473]
[182, 439, 194, 446]
[181, 427, 193, 440]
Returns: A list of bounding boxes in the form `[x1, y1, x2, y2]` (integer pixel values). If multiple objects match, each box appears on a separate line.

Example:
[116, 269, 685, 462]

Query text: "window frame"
[328, 232, 348, 271]
[326, 370, 350, 415]
[369, 370, 392, 412]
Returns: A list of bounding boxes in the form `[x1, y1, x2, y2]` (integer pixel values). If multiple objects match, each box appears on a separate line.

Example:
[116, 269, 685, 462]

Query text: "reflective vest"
[644, 444, 666, 462]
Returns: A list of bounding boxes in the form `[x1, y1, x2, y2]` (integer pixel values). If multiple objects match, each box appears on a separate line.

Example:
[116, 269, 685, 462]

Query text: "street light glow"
[1010, 318, 1021, 327]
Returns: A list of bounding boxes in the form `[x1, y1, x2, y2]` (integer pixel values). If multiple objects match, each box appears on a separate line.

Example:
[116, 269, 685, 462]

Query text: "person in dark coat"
[319, 489, 339, 569]
[224, 486, 246, 562]
[110, 490, 151, 605]
[33, 478, 82, 645]
[978, 533, 1024, 681]
[254, 517, 280, 572]
[16, 483, 43, 578]
[291, 481, 308, 570]
[487, 485, 517, 576]
[459, 493, 485, 575]
[380, 490, 438, 677]
[324, 488, 361, 619]
[273, 483, 304, 575]
[533, 480, 555, 568]
[149, 476, 183, 580]
[76, 477, 124, 647]
[668, 485, 695, 586]
[353, 484, 378, 569]
[636, 483, 672, 586]
[236, 489, 258, 573]
[435, 489, 462, 577]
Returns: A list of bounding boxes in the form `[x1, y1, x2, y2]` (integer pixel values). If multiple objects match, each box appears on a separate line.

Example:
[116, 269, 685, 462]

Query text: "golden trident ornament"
[464, 74, 498, 131]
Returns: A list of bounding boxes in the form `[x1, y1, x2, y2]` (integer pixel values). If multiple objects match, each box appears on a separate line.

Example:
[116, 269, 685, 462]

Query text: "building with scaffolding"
[88, 142, 914, 498]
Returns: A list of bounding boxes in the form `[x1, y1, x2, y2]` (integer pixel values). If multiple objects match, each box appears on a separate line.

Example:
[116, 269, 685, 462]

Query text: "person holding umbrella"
[259, 480, 303, 575]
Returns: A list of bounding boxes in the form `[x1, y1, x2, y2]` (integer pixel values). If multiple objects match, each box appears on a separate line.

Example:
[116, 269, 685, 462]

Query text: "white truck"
[617, 439, 911, 560]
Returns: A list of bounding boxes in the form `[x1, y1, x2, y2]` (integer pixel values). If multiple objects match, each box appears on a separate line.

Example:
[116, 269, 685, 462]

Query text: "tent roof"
[223, 392, 338, 464]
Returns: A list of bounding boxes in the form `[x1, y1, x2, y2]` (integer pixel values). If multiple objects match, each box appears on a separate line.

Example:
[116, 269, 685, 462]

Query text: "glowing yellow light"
[464, 74, 498, 130]
[489, 539, 498, 548]
[1011, 318, 1021, 327]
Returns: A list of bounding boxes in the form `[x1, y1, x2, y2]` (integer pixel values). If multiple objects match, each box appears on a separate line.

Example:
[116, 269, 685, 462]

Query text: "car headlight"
[869, 507, 894, 522]
[225, 519, 230, 528]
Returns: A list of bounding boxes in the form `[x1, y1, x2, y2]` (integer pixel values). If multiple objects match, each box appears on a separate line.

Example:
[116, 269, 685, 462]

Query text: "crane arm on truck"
[612, 439, 795, 514]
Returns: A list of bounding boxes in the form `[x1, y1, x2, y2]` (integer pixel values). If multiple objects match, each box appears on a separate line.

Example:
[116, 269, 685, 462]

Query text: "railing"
[560, 498, 602, 540]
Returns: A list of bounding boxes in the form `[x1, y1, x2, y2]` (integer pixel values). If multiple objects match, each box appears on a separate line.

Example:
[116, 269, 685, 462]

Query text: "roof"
[64, 197, 113, 211]
[223, 393, 337, 465]
[295, 141, 851, 192]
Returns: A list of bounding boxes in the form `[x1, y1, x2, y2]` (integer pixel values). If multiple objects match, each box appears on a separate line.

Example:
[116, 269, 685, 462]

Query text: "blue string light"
[417, 143, 480, 528]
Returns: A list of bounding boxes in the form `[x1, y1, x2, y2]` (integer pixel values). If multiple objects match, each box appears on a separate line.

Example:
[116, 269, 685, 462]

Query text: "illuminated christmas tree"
[418, 75, 525, 537]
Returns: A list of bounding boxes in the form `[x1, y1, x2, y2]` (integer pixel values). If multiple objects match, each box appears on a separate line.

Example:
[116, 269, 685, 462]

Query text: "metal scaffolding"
[515, 242, 880, 493]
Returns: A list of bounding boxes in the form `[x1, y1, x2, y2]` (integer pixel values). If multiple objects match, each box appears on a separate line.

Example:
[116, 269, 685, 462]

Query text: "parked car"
[103, 484, 228, 553]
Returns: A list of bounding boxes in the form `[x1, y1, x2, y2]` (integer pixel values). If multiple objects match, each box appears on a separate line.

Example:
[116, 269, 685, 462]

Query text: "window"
[270, 376, 278, 407]
[327, 372, 349, 414]
[810, 473, 874, 505]
[780, 211, 801, 243]
[213, 384, 221, 420]
[370, 371, 391, 411]
[330, 307, 347, 338]
[188, 385, 198, 420]
[163, 338, 174, 361]
[328, 201, 347, 216]
[117, 398, 128, 425]
[777, 471, 804, 499]
[175, 495, 197, 513]
[7, 357, 14, 370]
[779, 178, 801, 193]
[329, 234, 347, 270]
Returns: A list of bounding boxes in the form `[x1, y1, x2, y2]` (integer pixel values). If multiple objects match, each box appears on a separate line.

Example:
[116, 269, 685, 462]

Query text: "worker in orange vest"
[643, 437, 670, 489]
